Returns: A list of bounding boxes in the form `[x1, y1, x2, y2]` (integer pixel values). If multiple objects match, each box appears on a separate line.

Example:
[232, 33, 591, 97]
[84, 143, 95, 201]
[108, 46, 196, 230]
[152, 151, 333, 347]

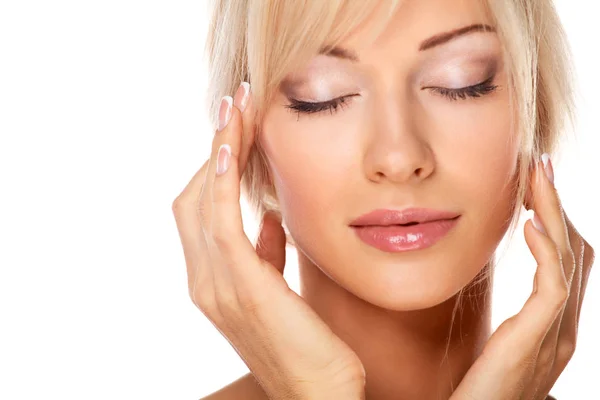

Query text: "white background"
[0, 1, 597, 399]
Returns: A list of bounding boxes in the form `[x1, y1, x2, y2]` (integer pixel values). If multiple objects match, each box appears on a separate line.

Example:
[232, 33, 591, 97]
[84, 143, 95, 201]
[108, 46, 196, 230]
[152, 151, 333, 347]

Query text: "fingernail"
[540, 153, 554, 184]
[218, 96, 233, 132]
[234, 82, 250, 113]
[216, 144, 231, 176]
[532, 212, 547, 235]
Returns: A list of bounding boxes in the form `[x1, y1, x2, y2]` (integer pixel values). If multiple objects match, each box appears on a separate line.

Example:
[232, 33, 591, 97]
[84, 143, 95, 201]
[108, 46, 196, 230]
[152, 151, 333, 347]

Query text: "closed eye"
[423, 75, 498, 100]
[284, 75, 498, 120]
[284, 94, 358, 120]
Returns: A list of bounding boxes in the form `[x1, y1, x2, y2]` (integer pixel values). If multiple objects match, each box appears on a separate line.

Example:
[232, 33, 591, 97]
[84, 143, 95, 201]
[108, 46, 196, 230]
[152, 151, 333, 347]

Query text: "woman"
[172, 0, 595, 398]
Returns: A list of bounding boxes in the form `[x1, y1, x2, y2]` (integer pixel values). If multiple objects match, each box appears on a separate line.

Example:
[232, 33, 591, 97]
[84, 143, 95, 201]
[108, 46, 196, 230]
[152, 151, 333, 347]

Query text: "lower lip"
[350, 217, 460, 253]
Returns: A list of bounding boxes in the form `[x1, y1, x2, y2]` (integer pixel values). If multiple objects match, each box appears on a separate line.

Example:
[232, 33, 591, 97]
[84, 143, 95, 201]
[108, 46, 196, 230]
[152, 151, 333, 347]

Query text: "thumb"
[255, 211, 286, 275]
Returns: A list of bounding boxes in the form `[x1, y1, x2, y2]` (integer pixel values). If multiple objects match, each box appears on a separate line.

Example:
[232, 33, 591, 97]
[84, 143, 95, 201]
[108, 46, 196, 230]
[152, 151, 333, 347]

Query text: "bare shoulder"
[200, 372, 268, 400]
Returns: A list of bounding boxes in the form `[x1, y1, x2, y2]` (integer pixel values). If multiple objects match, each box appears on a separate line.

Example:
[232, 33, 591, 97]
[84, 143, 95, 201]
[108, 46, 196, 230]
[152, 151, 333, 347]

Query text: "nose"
[363, 96, 435, 184]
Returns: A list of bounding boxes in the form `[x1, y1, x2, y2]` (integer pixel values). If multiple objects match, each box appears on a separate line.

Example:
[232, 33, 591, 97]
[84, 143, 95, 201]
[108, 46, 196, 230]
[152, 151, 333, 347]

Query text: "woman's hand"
[451, 155, 595, 400]
[172, 83, 365, 400]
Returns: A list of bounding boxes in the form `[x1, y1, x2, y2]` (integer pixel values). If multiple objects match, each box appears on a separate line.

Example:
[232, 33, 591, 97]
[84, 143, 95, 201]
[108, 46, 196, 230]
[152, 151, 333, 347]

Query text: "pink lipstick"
[349, 208, 460, 252]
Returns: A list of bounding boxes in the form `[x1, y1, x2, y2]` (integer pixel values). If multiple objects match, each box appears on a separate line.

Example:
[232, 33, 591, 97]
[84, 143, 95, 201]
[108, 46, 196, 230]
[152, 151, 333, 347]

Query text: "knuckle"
[500, 315, 518, 332]
[215, 289, 241, 317]
[556, 339, 576, 364]
[549, 284, 569, 306]
[211, 225, 233, 251]
[171, 196, 186, 214]
[537, 347, 554, 367]
[214, 293, 250, 332]
[584, 236, 593, 250]
[191, 287, 216, 314]
[235, 286, 267, 319]
[587, 243, 596, 266]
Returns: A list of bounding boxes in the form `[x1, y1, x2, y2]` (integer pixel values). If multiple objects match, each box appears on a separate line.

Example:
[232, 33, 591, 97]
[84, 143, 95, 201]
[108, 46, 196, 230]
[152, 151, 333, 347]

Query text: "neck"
[298, 254, 494, 400]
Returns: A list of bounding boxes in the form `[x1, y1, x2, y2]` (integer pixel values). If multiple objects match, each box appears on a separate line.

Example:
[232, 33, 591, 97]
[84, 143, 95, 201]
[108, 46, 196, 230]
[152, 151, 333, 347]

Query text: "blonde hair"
[203, 0, 574, 382]
[204, 0, 574, 244]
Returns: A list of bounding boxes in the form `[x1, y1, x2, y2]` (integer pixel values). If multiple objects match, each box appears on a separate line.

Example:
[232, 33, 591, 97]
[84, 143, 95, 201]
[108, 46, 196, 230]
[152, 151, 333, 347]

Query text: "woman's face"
[259, 0, 520, 310]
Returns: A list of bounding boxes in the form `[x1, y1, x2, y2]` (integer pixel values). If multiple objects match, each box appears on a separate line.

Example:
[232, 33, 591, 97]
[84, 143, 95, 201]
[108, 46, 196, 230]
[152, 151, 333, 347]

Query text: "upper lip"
[349, 208, 460, 226]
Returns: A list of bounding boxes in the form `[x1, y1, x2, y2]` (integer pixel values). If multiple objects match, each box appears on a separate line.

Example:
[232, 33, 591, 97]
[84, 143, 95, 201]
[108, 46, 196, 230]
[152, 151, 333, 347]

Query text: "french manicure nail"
[235, 82, 250, 113]
[541, 153, 554, 184]
[218, 96, 233, 132]
[216, 144, 231, 176]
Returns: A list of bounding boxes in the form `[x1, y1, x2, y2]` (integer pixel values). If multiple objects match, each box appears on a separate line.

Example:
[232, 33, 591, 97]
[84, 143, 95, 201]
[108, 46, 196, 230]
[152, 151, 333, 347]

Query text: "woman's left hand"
[450, 154, 595, 400]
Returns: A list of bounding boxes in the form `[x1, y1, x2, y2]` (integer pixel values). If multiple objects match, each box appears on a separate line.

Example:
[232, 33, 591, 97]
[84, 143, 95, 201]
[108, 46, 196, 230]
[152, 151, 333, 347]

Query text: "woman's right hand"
[172, 82, 365, 400]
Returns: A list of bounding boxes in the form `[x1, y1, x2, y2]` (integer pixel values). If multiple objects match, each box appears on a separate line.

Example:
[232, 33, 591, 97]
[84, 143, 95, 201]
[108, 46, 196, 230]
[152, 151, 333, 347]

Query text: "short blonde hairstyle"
[204, 0, 574, 249]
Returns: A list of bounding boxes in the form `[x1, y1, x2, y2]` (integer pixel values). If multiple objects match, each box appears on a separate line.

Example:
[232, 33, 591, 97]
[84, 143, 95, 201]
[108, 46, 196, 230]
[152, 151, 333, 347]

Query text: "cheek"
[260, 109, 358, 237]
[426, 91, 518, 203]
[431, 99, 519, 253]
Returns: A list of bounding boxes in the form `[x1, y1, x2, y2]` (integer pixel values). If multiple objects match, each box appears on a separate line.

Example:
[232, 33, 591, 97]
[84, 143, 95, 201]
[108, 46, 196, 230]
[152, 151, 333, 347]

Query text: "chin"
[333, 219, 498, 311]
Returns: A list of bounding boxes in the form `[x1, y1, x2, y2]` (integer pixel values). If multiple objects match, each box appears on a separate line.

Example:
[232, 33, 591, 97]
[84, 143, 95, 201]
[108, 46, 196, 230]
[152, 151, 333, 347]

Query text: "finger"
[523, 157, 572, 393]
[530, 155, 574, 286]
[255, 211, 287, 275]
[562, 213, 595, 323]
[545, 216, 594, 389]
[557, 220, 584, 341]
[529, 156, 577, 364]
[201, 82, 255, 237]
[209, 92, 259, 268]
[232, 82, 256, 173]
[509, 219, 568, 348]
[468, 219, 566, 374]
[197, 96, 233, 237]
[475, 220, 562, 400]
[172, 158, 212, 296]
[576, 238, 594, 322]
[527, 159, 588, 399]
[533, 232, 584, 398]
[515, 215, 575, 400]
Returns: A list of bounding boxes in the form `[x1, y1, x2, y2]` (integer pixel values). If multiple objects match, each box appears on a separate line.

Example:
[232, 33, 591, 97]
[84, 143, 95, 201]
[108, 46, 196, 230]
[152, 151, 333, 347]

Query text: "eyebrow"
[319, 23, 496, 63]
[419, 23, 496, 50]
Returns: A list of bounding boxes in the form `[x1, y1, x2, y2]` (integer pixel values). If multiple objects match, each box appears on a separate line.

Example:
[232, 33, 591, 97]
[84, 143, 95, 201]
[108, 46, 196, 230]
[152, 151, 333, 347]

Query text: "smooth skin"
[172, 82, 594, 399]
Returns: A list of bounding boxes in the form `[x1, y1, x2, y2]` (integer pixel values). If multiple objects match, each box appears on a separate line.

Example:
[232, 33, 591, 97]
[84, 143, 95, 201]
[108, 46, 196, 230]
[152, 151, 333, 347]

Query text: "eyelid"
[289, 94, 356, 106]
[419, 58, 498, 88]
[422, 73, 495, 90]
[287, 92, 354, 103]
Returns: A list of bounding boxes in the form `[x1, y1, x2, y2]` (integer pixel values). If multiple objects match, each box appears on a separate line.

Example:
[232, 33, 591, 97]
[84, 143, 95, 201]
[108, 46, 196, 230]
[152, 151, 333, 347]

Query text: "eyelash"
[285, 94, 355, 119]
[284, 75, 498, 118]
[427, 75, 498, 100]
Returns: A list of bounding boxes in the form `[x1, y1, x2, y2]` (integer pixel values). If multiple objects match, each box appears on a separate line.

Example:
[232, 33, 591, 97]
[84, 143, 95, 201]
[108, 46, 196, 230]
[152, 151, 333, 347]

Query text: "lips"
[349, 208, 461, 252]
[349, 208, 461, 227]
